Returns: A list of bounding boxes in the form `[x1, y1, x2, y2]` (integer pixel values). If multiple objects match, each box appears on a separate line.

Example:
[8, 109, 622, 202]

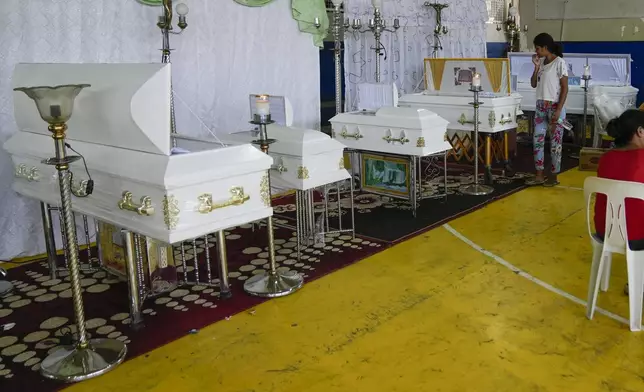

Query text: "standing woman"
[526, 32, 569, 186]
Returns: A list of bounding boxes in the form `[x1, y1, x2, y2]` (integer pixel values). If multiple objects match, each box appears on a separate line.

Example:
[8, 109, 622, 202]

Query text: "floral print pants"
[534, 99, 566, 173]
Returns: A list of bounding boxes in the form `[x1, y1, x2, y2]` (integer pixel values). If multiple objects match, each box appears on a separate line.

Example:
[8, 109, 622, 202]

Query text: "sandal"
[525, 177, 544, 186]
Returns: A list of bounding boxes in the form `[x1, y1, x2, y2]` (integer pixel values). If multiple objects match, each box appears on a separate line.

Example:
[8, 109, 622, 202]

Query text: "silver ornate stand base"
[460, 183, 494, 196]
[40, 339, 127, 382]
[0, 282, 12, 296]
[243, 269, 304, 298]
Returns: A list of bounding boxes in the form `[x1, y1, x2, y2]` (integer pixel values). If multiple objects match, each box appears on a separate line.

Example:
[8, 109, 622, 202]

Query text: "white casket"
[329, 106, 451, 156]
[219, 124, 350, 190]
[398, 58, 521, 135]
[509, 52, 639, 114]
[4, 63, 273, 245]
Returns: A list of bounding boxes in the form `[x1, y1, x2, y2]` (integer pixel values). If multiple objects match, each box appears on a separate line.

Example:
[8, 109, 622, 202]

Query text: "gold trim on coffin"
[297, 166, 309, 179]
[197, 187, 249, 214]
[162, 195, 180, 230]
[14, 164, 39, 181]
[499, 113, 513, 125]
[416, 137, 425, 147]
[382, 135, 410, 144]
[260, 173, 270, 207]
[488, 112, 496, 128]
[340, 127, 363, 140]
[118, 191, 154, 216]
[339, 157, 345, 170]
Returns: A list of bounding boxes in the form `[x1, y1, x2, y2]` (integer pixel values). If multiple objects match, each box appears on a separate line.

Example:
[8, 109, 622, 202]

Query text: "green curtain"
[291, 0, 329, 47]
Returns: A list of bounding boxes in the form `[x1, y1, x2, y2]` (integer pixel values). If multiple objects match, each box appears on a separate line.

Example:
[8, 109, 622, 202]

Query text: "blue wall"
[486, 41, 644, 106]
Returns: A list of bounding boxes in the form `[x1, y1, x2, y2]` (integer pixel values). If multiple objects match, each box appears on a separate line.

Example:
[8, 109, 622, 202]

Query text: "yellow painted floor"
[66, 169, 644, 392]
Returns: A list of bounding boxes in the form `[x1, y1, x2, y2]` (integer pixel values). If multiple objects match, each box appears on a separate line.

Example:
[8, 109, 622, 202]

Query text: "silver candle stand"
[243, 113, 304, 298]
[156, 0, 188, 147]
[460, 86, 494, 196]
[349, 7, 399, 82]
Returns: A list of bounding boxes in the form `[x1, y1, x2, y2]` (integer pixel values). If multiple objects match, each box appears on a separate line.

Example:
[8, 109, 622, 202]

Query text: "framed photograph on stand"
[360, 153, 411, 199]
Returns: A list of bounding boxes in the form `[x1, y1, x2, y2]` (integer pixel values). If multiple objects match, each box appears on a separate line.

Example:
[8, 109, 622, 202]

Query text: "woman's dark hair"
[606, 109, 644, 147]
[533, 33, 563, 57]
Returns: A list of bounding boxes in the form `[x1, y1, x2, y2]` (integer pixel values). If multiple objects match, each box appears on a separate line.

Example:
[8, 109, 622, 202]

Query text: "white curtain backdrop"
[343, 0, 488, 111]
[0, 0, 320, 260]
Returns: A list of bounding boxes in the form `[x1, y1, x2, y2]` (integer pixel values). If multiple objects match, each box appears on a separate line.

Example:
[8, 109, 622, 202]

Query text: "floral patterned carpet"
[0, 221, 385, 391]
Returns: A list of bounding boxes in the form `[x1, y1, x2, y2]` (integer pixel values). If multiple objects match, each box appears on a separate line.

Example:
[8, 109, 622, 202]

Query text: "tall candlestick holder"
[156, 0, 188, 147]
[243, 104, 304, 298]
[582, 73, 592, 148]
[424, 1, 448, 58]
[495, 2, 527, 53]
[460, 85, 494, 196]
[569, 71, 591, 160]
[350, 6, 399, 82]
[14, 84, 127, 381]
[321, 0, 345, 116]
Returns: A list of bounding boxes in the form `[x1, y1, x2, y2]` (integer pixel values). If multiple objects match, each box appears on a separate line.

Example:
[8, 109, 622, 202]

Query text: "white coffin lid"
[13, 63, 172, 155]
[224, 124, 344, 156]
[509, 52, 633, 87]
[330, 107, 449, 129]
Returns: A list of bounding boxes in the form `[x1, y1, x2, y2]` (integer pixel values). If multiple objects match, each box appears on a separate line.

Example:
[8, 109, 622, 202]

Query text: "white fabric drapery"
[608, 58, 629, 86]
[343, 0, 488, 111]
[0, 0, 320, 260]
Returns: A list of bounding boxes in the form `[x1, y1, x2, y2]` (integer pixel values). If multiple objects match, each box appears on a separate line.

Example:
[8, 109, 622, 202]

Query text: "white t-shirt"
[536, 56, 568, 103]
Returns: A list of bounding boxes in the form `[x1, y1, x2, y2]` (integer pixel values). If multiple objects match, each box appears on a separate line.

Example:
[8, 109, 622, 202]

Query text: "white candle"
[372, 0, 382, 8]
[583, 65, 591, 77]
[472, 73, 481, 87]
[255, 95, 270, 116]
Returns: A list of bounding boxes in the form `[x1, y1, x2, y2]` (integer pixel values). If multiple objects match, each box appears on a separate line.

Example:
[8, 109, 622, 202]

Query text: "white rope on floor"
[442, 223, 629, 326]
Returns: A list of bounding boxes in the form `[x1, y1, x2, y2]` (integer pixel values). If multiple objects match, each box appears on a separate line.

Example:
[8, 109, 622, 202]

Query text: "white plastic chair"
[584, 176, 644, 331]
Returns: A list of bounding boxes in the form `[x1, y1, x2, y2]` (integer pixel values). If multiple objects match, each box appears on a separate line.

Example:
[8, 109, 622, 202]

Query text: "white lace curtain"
[343, 0, 488, 111]
[0, 0, 320, 260]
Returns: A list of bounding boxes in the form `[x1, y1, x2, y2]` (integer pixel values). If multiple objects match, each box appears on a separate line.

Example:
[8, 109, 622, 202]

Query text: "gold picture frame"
[360, 153, 411, 199]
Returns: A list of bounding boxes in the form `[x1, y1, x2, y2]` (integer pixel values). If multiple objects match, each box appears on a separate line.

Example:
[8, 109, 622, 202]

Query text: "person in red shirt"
[594, 109, 644, 251]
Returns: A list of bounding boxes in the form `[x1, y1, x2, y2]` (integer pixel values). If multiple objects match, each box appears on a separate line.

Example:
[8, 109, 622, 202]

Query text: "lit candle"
[472, 73, 481, 88]
[583, 65, 591, 77]
[255, 94, 270, 116]
[372, 0, 382, 8]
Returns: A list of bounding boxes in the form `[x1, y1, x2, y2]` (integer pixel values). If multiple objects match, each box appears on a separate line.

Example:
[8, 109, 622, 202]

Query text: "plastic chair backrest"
[584, 176, 644, 251]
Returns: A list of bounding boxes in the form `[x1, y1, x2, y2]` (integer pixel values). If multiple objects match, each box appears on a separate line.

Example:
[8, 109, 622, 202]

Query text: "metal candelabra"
[243, 108, 304, 298]
[350, 7, 399, 82]
[460, 86, 494, 196]
[316, 2, 345, 116]
[582, 73, 592, 147]
[14, 84, 127, 381]
[495, 2, 528, 53]
[424, 1, 448, 58]
[157, 0, 188, 147]
[570, 71, 591, 159]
